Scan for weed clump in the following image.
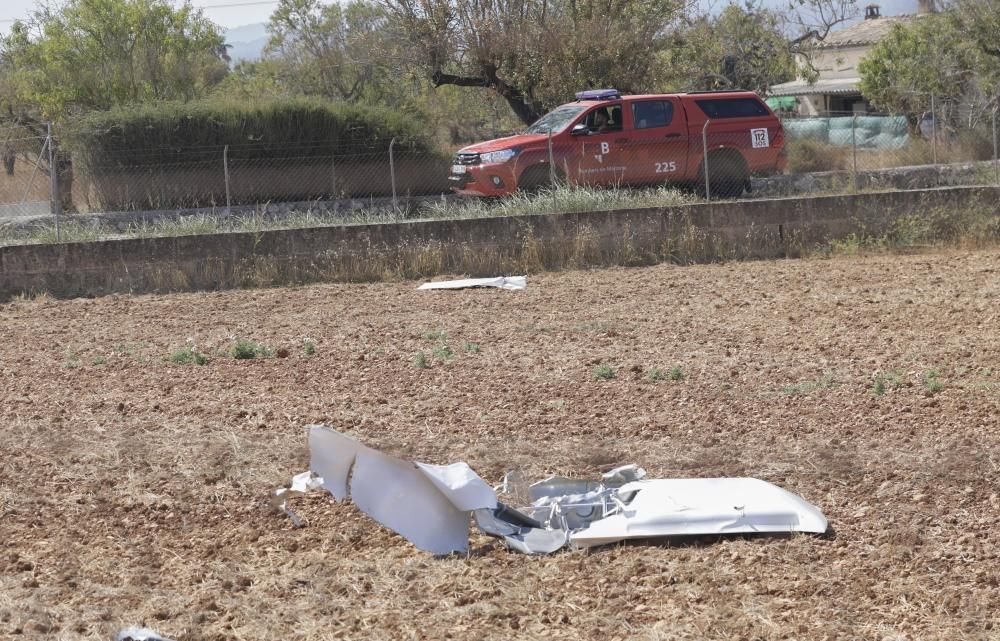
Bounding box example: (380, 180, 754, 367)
(594, 363, 616, 381)
(647, 366, 685, 381)
(231, 339, 272, 360)
(169, 345, 209, 365)
(922, 369, 944, 394)
(433, 345, 455, 361)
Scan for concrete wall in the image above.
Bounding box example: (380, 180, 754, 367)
(2, 186, 998, 300)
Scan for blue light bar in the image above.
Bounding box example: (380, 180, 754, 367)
(575, 89, 620, 101)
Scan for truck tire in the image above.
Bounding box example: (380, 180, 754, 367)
(700, 151, 749, 199)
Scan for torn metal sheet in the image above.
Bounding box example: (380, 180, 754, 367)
(417, 276, 527, 291)
(415, 462, 498, 511)
(293, 425, 496, 554)
(280, 425, 828, 556)
(351, 450, 472, 554)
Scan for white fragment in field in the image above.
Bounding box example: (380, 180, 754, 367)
(280, 425, 829, 555)
(115, 627, 177, 641)
(270, 471, 325, 527)
(417, 276, 527, 290)
(285, 425, 497, 554)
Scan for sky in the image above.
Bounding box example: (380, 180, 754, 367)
(1, 0, 918, 36)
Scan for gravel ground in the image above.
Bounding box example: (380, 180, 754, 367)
(1, 249, 998, 640)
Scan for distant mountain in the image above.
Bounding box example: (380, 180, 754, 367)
(224, 23, 269, 62)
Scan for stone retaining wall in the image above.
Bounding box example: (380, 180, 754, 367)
(2, 186, 998, 300)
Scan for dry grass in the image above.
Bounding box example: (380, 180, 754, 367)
(1, 250, 1000, 640)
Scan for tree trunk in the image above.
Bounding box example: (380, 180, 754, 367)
(431, 70, 546, 125)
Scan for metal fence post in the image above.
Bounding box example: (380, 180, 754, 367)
(47, 122, 61, 242)
(851, 114, 859, 192)
(331, 153, 337, 198)
(389, 137, 397, 211)
(930, 93, 937, 166)
(547, 130, 555, 184)
(223, 145, 232, 214)
(993, 108, 998, 186)
(702, 119, 711, 199)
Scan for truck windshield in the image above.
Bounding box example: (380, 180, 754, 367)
(525, 105, 587, 134)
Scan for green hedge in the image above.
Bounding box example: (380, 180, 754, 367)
(62, 99, 449, 210)
(65, 98, 436, 169)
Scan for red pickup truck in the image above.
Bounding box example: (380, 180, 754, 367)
(449, 89, 787, 198)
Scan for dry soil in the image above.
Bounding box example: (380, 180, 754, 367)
(1, 250, 999, 640)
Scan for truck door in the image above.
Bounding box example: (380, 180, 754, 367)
(574, 104, 628, 186)
(627, 98, 687, 184)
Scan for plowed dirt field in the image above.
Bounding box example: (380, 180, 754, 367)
(2, 250, 999, 640)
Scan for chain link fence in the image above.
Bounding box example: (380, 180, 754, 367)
(772, 104, 999, 196)
(0, 124, 58, 223)
(1, 104, 998, 246)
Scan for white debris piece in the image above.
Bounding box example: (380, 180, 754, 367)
(300, 425, 497, 554)
(270, 471, 325, 527)
(115, 627, 176, 641)
(417, 276, 527, 291)
(278, 426, 828, 555)
(568, 478, 829, 548)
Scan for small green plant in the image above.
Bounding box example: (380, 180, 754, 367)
(433, 345, 455, 361)
(922, 369, 944, 394)
(303, 339, 316, 356)
(169, 345, 209, 365)
(871, 371, 904, 396)
(782, 373, 835, 395)
(231, 339, 272, 360)
(463, 341, 481, 353)
(413, 351, 429, 369)
(647, 366, 686, 381)
(423, 329, 448, 341)
(594, 363, 616, 381)
(91, 356, 107, 366)
(62, 353, 81, 369)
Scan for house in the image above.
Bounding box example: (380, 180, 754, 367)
(769, 3, 932, 116)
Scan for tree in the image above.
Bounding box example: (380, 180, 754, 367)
(662, 2, 797, 93)
(263, 0, 411, 104)
(858, 14, 989, 123)
(0, 0, 228, 124)
(382, 0, 685, 125)
(949, 0, 1000, 64)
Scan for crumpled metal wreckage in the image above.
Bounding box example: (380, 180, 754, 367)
(274, 425, 828, 555)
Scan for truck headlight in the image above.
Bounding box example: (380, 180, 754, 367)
(480, 149, 517, 164)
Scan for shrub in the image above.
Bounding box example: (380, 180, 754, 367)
(785, 139, 851, 173)
(65, 98, 445, 209)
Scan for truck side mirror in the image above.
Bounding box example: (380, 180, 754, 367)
(570, 123, 588, 136)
